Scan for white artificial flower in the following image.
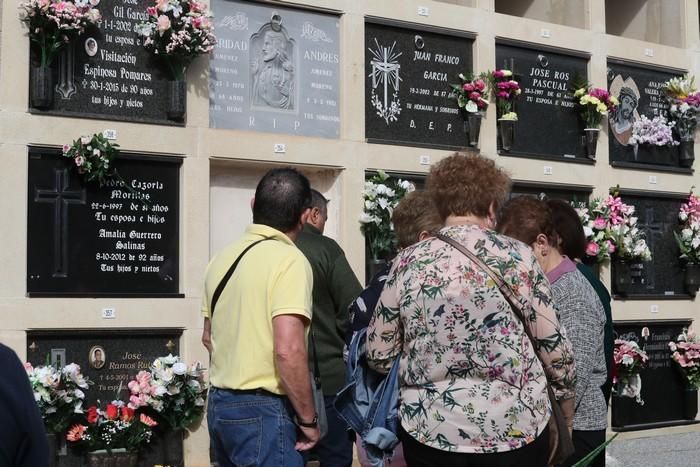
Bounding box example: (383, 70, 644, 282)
(358, 212, 374, 224)
(583, 225, 594, 237)
(153, 384, 168, 397)
(167, 384, 180, 395)
(161, 354, 178, 365)
(622, 354, 634, 365)
(376, 197, 389, 210)
(692, 236, 700, 249)
(194, 397, 205, 406)
(683, 228, 693, 240)
(172, 362, 187, 375)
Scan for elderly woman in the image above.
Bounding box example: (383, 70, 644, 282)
(498, 197, 607, 467)
(547, 199, 614, 407)
(366, 154, 576, 467)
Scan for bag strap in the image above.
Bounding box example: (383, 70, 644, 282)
(210, 237, 272, 317)
(437, 234, 587, 410)
(436, 234, 550, 375)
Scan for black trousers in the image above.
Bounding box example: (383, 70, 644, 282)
(560, 429, 606, 467)
(398, 423, 550, 467)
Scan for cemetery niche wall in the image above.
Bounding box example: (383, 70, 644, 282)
(607, 60, 687, 170)
(611, 320, 697, 430)
(495, 41, 589, 161)
(27, 147, 182, 297)
(364, 20, 474, 150)
(28, 0, 177, 124)
(612, 191, 686, 298)
(209, 0, 340, 138)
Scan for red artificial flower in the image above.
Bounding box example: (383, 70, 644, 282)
(121, 406, 135, 422)
(140, 413, 158, 427)
(87, 406, 98, 424)
(105, 403, 119, 420)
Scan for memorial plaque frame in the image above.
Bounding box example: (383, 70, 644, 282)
(495, 39, 592, 164)
(208, 0, 341, 138)
(607, 58, 692, 174)
(26, 328, 185, 467)
(27, 146, 183, 298)
(27, 0, 180, 126)
(612, 189, 688, 300)
(611, 319, 698, 431)
(364, 18, 475, 150)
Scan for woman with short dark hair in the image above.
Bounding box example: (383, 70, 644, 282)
(367, 153, 576, 467)
(498, 197, 607, 467)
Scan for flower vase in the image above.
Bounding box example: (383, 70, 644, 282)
(498, 119, 515, 152)
(162, 428, 185, 467)
(366, 258, 387, 285)
(679, 138, 695, 168)
(684, 388, 698, 420)
(31, 66, 54, 109)
(167, 80, 187, 121)
(584, 128, 599, 160)
(46, 433, 58, 467)
(86, 449, 138, 467)
(467, 113, 482, 147)
(684, 263, 700, 297)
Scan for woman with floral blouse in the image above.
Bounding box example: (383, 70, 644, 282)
(366, 153, 576, 466)
(498, 197, 608, 467)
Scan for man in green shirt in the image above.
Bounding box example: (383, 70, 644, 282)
(296, 189, 363, 467)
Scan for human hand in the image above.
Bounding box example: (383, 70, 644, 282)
(295, 425, 320, 451)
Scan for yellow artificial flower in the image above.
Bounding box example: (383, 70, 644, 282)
(609, 96, 619, 106)
(597, 103, 608, 113)
(574, 88, 586, 97)
(589, 96, 601, 105)
(503, 70, 513, 77)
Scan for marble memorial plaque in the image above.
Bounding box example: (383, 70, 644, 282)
(496, 43, 588, 159)
(607, 61, 683, 167)
(26, 329, 183, 466)
(209, 1, 340, 138)
(30, 0, 175, 124)
(27, 148, 181, 296)
(612, 321, 692, 430)
(364, 21, 473, 150)
(613, 193, 685, 297)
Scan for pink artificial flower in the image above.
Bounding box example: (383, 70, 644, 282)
(24, 362, 33, 371)
(469, 91, 481, 100)
(586, 241, 599, 257)
(463, 83, 474, 92)
(606, 240, 616, 254)
(62, 144, 70, 154)
(474, 79, 486, 91)
(156, 0, 169, 11)
(147, 6, 157, 15)
(157, 15, 171, 33)
(493, 70, 505, 79)
(74, 156, 85, 167)
(593, 217, 607, 229)
(496, 91, 509, 99)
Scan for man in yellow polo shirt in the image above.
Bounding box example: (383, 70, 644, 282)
(201, 168, 320, 467)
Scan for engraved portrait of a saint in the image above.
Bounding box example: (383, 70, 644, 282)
(250, 14, 295, 111)
(609, 75, 641, 146)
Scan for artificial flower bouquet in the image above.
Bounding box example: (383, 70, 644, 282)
(612, 339, 648, 404)
(62, 133, 119, 185)
(66, 400, 158, 451)
(135, 0, 216, 80)
(127, 354, 208, 430)
(573, 86, 618, 129)
(18, 0, 101, 67)
(628, 114, 679, 147)
(662, 75, 700, 140)
(669, 328, 700, 390)
(450, 73, 488, 113)
(575, 190, 652, 264)
(25, 362, 90, 434)
(674, 190, 700, 263)
(359, 171, 415, 261)
(487, 69, 521, 119)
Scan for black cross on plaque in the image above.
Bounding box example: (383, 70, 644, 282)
(34, 168, 85, 277)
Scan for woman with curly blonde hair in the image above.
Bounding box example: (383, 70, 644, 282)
(367, 153, 576, 466)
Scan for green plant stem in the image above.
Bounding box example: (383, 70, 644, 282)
(572, 433, 618, 467)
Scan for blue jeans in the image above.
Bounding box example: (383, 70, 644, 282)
(307, 395, 353, 467)
(208, 387, 304, 467)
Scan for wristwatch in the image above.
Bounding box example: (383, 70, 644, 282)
(295, 414, 318, 428)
